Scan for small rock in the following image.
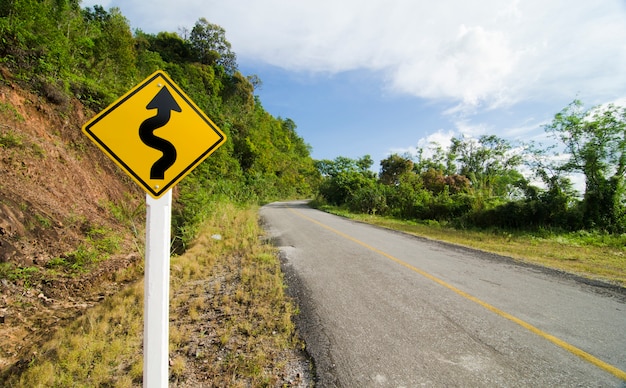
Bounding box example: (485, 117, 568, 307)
(211, 234, 222, 241)
(37, 293, 53, 304)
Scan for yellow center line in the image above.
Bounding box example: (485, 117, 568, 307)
(288, 207, 626, 381)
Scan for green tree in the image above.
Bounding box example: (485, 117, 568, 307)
(449, 135, 524, 198)
(545, 100, 626, 232)
(1, 0, 83, 86)
(82, 6, 136, 90)
(414, 143, 456, 175)
(316, 155, 374, 178)
(189, 18, 237, 74)
(142, 31, 193, 63)
(379, 154, 414, 185)
(315, 156, 377, 206)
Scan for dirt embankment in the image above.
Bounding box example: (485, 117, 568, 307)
(0, 67, 145, 373)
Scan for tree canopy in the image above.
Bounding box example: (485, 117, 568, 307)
(0, 0, 320, 248)
(545, 100, 626, 232)
(314, 103, 626, 233)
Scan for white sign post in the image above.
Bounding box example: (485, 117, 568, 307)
(81, 71, 226, 386)
(143, 190, 172, 388)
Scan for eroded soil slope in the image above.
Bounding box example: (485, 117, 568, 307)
(0, 67, 145, 373)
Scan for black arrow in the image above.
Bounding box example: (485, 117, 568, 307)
(139, 86, 181, 180)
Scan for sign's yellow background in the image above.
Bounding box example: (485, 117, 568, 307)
(82, 71, 226, 198)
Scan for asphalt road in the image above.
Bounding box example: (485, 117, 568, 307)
(260, 201, 626, 387)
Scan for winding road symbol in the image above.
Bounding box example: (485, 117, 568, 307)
(139, 86, 181, 179)
(82, 70, 226, 199)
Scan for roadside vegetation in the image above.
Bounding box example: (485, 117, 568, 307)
(312, 101, 625, 288)
(315, 204, 626, 287)
(3, 202, 307, 387)
(0, 0, 320, 250)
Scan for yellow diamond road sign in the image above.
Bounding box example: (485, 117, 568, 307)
(82, 70, 226, 199)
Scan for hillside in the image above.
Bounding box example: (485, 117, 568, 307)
(0, 2, 320, 377)
(0, 66, 146, 373)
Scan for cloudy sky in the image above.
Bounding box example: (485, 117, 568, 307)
(82, 0, 626, 169)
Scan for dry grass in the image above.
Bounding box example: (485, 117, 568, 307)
(328, 209, 626, 288)
(5, 282, 144, 387)
(4, 202, 308, 387)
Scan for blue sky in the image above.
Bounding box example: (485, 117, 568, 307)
(82, 0, 626, 173)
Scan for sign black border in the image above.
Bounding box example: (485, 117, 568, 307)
(83, 71, 226, 198)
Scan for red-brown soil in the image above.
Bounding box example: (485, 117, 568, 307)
(0, 67, 145, 374)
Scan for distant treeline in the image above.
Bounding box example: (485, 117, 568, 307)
(315, 100, 626, 234)
(0, 0, 320, 249)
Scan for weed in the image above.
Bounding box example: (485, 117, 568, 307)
(0, 264, 39, 287)
(0, 102, 25, 122)
(0, 262, 14, 279)
(170, 325, 186, 352)
(170, 356, 186, 379)
(4, 280, 145, 386)
(87, 226, 121, 254)
(48, 226, 121, 272)
(108, 193, 144, 229)
(34, 213, 52, 228)
(30, 143, 45, 158)
(0, 130, 24, 148)
(64, 211, 86, 227)
(107, 193, 144, 252)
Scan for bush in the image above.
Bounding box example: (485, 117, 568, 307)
(319, 171, 376, 206)
(348, 184, 388, 215)
(430, 191, 474, 221)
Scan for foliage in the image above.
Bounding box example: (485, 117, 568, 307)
(0, 129, 24, 148)
(379, 153, 413, 185)
(315, 155, 376, 206)
(0, 263, 38, 288)
(0, 1, 319, 248)
(315, 104, 625, 234)
(189, 18, 237, 74)
(545, 100, 626, 232)
(448, 134, 524, 198)
(48, 226, 121, 272)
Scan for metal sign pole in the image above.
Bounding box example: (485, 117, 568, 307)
(143, 190, 172, 387)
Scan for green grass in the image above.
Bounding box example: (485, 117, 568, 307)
(0, 264, 39, 288)
(47, 226, 122, 272)
(319, 205, 626, 287)
(0, 130, 24, 148)
(6, 283, 145, 387)
(0, 101, 25, 122)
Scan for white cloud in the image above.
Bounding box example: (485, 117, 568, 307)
(418, 130, 456, 149)
(211, 0, 626, 110)
(391, 24, 519, 109)
(453, 120, 491, 138)
(83, 0, 626, 113)
(388, 129, 455, 161)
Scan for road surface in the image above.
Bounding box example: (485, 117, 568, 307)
(260, 201, 626, 387)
